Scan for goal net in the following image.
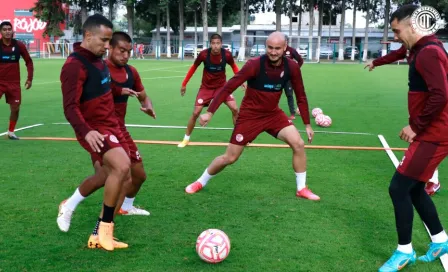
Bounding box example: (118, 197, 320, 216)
(42, 42, 75, 58)
(239, 35, 323, 63)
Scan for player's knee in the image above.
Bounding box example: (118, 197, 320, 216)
(291, 138, 305, 152)
(192, 111, 201, 119)
(224, 153, 239, 165)
(11, 105, 20, 112)
(230, 107, 238, 116)
(134, 170, 147, 185)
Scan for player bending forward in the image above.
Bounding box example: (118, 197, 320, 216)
(58, 32, 155, 241)
(365, 41, 441, 197)
(184, 32, 320, 201)
(178, 33, 245, 148)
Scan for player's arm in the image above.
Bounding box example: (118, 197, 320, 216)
(227, 52, 246, 90)
(18, 42, 34, 89)
(291, 48, 304, 68)
(207, 59, 257, 115)
(410, 47, 448, 134)
(180, 53, 204, 95)
(368, 45, 407, 69)
(290, 61, 311, 126)
(60, 62, 94, 139)
(133, 68, 156, 119)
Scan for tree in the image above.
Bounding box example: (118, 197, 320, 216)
(31, 0, 66, 38)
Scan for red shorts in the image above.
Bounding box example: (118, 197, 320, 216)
(397, 140, 448, 182)
(195, 88, 235, 107)
(230, 110, 294, 145)
(122, 129, 143, 164)
(77, 127, 130, 166)
(0, 82, 21, 105)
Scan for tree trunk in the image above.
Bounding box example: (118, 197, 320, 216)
(108, 0, 114, 22)
(126, 3, 134, 39)
(382, 0, 390, 56)
(237, 0, 246, 61)
(194, 9, 198, 59)
(363, 0, 370, 61)
(275, 0, 282, 31)
(202, 0, 208, 48)
(217, 5, 223, 35)
(316, 0, 323, 61)
(308, 0, 314, 60)
(166, 3, 171, 58)
(81, 5, 88, 24)
(298, 0, 302, 47)
(156, 4, 161, 59)
(351, 0, 357, 60)
(338, 0, 346, 60)
(289, 0, 293, 44)
(178, 0, 185, 58)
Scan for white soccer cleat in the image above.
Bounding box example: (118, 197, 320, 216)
(57, 200, 74, 232)
(119, 206, 150, 216)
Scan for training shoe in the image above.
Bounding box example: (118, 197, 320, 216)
(185, 181, 203, 194)
(289, 114, 296, 120)
(57, 200, 73, 232)
(418, 241, 448, 263)
(296, 187, 320, 201)
(7, 132, 19, 140)
(98, 222, 115, 251)
(178, 139, 190, 148)
(425, 182, 441, 196)
(87, 234, 128, 249)
(119, 206, 150, 216)
(379, 250, 416, 272)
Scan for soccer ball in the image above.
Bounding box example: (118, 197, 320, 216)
(312, 108, 323, 118)
(316, 115, 332, 127)
(196, 229, 231, 263)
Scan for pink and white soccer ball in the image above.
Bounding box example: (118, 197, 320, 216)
(312, 108, 323, 118)
(196, 229, 231, 263)
(316, 115, 332, 127)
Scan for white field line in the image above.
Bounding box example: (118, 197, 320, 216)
(141, 76, 186, 80)
(52, 122, 374, 135)
(140, 65, 191, 72)
(0, 123, 44, 136)
(378, 134, 448, 271)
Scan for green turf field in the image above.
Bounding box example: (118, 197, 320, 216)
(0, 59, 446, 271)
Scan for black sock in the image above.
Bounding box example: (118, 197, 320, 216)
(92, 217, 101, 235)
(102, 204, 115, 223)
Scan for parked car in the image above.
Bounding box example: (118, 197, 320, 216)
(183, 44, 195, 56)
(319, 45, 334, 59)
(297, 44, 308, 58)
(196, 44, 204, 55)
(222, 44, 232, 52)
(250, 44, 266, 56)
(344, 46, 359, 59)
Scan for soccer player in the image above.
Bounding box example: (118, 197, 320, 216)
(59, 14, 130, 251)
(283, 36, 304, 120)
(378, 5, 448, 271)
(57, 31, 154, 234)
(178, 33, 244, 148)
(364, 43, 442, 196)
(0, 21, 33, 140)
(184, 32, 320, 201)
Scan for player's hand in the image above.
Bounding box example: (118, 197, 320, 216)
(364, 62, 375, 71)
(25, 80, 32, 90)
(199, 112, 213, 127)
(181, 86, 186, 96)
(85, 131, 108, 153)
(140, 105, 156, 119)
(241, 83, 247, 91)
(121, 88, 139, 97)
(305, 124, 314, 144)
(399, 125, 416, 143)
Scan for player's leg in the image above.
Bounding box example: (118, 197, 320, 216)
(275, 123, 320, 201)
(224, 95, 238, 125)
(185, 143, 245, 194)
(119, 162, 150, 215)
(6, 85, 21, 139)
(178, 105, 204, 147)
(57, 160, 107, 232)
(97, 146, 131, 251)
(284, 81, 296, 120)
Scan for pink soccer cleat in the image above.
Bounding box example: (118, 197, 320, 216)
(185, 181, 203, 194)
(296, 187, 320, 201)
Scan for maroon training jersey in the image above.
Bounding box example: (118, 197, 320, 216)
(60, 42, 118, 139)
(284, 45, 304, 68)
(194, 49, 235, 89)
(407, 35, 448, 142)
(0, 39, 33, 83)
(208, 56, 311, 124)
(372, 45, 407, 66)
(107, 60, 145, 129)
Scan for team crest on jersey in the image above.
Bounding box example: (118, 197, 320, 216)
(198, 98, 203, 104)
(236, 134, 244, 142)
(109, 135, 119, 143)
(286, 51, 290, 55)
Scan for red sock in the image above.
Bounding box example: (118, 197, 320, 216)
(8, 121, 16, 133)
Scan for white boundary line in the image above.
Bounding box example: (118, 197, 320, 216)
(141, 76, 186, 80)
(378, 134, 448, 271)
(0, 123, 44, 136)
(139, 65, 191, 72)
(52, 122, 374, 136)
